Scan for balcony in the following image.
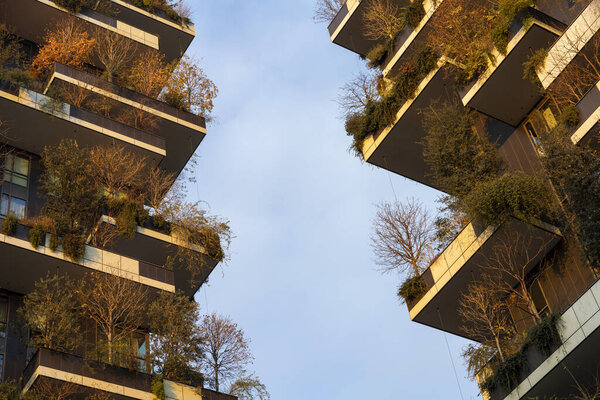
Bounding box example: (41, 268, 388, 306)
(380, 0, 443, 77)
(0, 218, 175, 295)
(327, 0, 411, 57)
(477, 277, 600, 400)
(23, 348, 153, 400)
(407, 217, 562, 339)
(459, 9, 564, 126)
(0, 82, 165, 165)
(360, 60, 456, 189)
(165, 381, 237, 400)
(99, 215, 220, 297)
(45, 63, 206, 177)
(569, 79, 600, 149)
(537, 0, 600, 89)
(535, 0, 591, 25)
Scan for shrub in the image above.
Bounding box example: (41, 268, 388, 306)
(63, 233, 85, 262)
(463, 173, 553, 226)
(367, 43, 390, 69)
(560, 104, 580, 127)
(28, 225, 45, 249)
(194, 226, 224, 261)
(405, 0, 425, 28)
(49, 234, 60, 252)
(152, 214, 172, 234)
(523, 48, 547, 85)
(4, 68, 33, 89)
(116, 201, 139, 239)
(2, 215, 18, 236)
(491, 0, 534, 55)
(481, 351, 527, 394)
(397, 275, 427, 303)
(151, 375, 165, 400)
(525, 314, 561, 356)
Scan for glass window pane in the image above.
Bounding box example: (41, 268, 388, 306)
(0, 195, 8, 216)
(9, 197, 26, 219)
(0, 297, 7, 323)
(13, 156, 29, 176)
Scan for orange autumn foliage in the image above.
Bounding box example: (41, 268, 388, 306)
(31, 18, 95, 79)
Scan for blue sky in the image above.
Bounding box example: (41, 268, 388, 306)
(186, 1, 481, 399)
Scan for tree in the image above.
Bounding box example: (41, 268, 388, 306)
(0, 24, 23, 78)
(337, 71, 380, 118)
(30, 379, 82, 400)
(459, 277, 514, 363)
(31, 18, 95, 78)
(313, 0, 344, 23)
(162, 56, 218, 120)
(143, 167, 176, 217)
(93, 28, 136, 83)
(148, 291, 203, 383)
(0, 381, 37, 400)
(199, 314, 253, 392)
(362, 0, 405, 41)
(127, 49, 170, 98)
(76, 272, 149, 365)
(229, 375, 270, 400)
(371, 199, 435, 277)
(88, 145, 147, 200)
(40, 140, 101, 236)
(19, 274, 80, 352)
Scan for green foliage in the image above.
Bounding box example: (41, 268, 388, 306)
(462, 344, 497, 380)
(49, 234, 60, 252)
(346, 47, 438, 157)
(491, 0, 534, 54)
(405, 0, 425, 29)
(525, 314, 560, 356)
(1, 215, 17, 236)
(193, 226, 225, 261)
(63, 233, 85, 262)
(0, 380, 37, 400)
(152, 214, 172, 234)
(4, 68, 33, 89)
(397, 275, 427, 304)
(560, 104, 580, 127)
(481, 351, 526, 394)
(151, 375, 165, 400)
(116, 201, 140, 239)
(523, 48, 547, 85)
(124, 0, 190, 25)
(229, 375, 271, 400)
(463, 173, 553, 226)
(422, 102, 503, 199)
(454, 51, 491, 88)
(366, 43, 390, 69)
(162, 89, 190, 111)
(28, 225, 45, 249)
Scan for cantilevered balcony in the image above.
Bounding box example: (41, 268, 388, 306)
(45, 63, 206, 177)
(22, 348, 234, 400)
(460, 9, 564, 126)
(571, 79, 600, 148)
(99, 216, 221, 297)
(407, 218, 562, 339)
(328, 0, 410, 57)
(537, 0, 600, 89)
(0, 82, 165, 165)
(361, 61, 456, 189)
(535, 0, 591, 26)
(0, 218, 175, 295)
(477, 277, 600, 400)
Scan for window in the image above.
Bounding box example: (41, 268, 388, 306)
(539, 101, 559, 131)
(525, 122, 544, 155)
(0, 194, 26, 219)
(529, 280, 550, 317)
(3, 154, 29, 188)
(0, 297, 8, 380)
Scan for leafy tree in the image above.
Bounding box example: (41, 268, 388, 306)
(31, 18, 95, 79)
(162, 56, 218, 120)
(229, 375, 270, 400)
(127, 50, 170, 98)
(19, 274, 80, 352)
(40, 140, 101, 237)
(148, 291, 203, 383)
(199, 314, 253, 392)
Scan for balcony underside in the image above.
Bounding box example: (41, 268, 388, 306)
(409, 218, 562, 339)
(0, 86, 164, 165)
(362, 63, 456, 190)
(102, 219, 219, 297)
(328, 0, 410, 57)
(572, 80, 600, 149)
(46, 64, 205, 177)
(461, 19, 563, 126)
(110, 0, 195, 63)
(535, 0, 591, 25)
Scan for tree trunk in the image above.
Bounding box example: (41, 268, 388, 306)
(214, 365, 219, 392)
(494, 335, 505, 362)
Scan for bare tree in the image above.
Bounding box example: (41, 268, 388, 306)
(31, 379, 82, 400)
(362, 0, 405, 41)
(93, 28, 136, 83)
(337, 71, 379, 117)
(482, 230, 552, 325)
(88, 145, 147, 199)
(199, 314, 253, 392)
(76, 272, 148, 365)
(371, 198, 435, 277)
(459, 277, 514, 363)
(313, 0, 345, 23)
(143, 167, 177, 216)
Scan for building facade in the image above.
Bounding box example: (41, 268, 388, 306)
(327, 1, 600, 399)
(0, 0, 235, 399)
